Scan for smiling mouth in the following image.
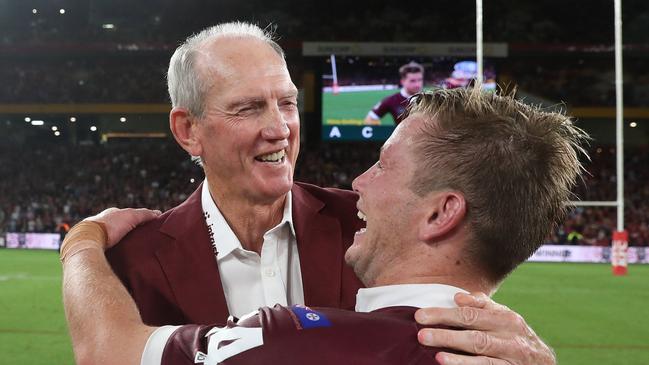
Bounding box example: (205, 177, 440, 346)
(355, 210, 367, 235)
(357, 210, 367, 221)
(255, 149, 286, 164)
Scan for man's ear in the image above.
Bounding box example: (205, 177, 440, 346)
(169, 107, 203, 157)
(418, 191, 466, 243)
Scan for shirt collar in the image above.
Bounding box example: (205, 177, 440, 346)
(400, 88, 413, 98)
(201, 180, 295, 260)
(355, 284, 469, 313)
(278, 188, 296, 237)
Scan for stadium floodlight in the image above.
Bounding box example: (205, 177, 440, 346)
(102, 24, 115, 29)
(31, 120, 44, 126)
(54, 131, 61, 136)
(90, 126, 97, 131)
(51, 126, 58, 131)
(120, 117, 127, 122)
(24, 117, 31, 122)
(59, 9, 66, 14)
(70, 117, 77, 122)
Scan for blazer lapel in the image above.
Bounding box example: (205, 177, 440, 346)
(292, 184, 344, 309)
(156, 183, 230, 323)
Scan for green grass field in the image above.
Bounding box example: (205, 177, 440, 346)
(1, 249, 648, 364)
(322, 89, 396, 125)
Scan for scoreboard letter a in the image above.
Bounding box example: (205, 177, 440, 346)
(329, 126, 342, 138)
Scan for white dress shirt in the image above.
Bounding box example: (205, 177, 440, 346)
(201, 180, 305, 319)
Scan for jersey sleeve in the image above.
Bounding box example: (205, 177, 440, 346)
(141, 326, 182, 365)
(145, 312, 264, 365)
(144, 305, 441, 365)
(370, 97, 390, 119)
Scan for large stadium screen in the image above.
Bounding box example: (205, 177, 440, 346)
(321, 56, 497, 141)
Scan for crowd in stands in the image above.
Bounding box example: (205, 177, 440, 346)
(2, 1, 648, 249)
(549, 146, 649, 246)
(0, 139, 647, 246)
(2, 1, 648, 45)
(2, 0, 649, 107)
(502, 57, 649, 107)
(0, 59, 168, 103)
(3, 56, 648, 108)
(0, 140, 201, 235)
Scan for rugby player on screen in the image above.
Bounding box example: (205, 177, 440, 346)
(62, 87, 584, 365)
(364, 61, 424, 125)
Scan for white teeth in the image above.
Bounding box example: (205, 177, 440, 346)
(258, 149, 286, 162)
(357, 211, 367, 221)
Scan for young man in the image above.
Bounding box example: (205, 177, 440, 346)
(63, 87, 584, 365)
(364, 61, 424, 125)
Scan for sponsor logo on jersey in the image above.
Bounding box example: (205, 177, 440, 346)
(289, 305, 332, 329)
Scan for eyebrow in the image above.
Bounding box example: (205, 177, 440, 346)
(226, 89, 298, 110)
(282, 90, 299, 99)
(226, 98, 265, 111)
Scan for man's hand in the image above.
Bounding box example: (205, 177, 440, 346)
(415, 292, 555, 365)
(85, 207, 161, 249)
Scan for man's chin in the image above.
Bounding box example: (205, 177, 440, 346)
(250, 175, 293, 201)
(343, 246, 356, 267)
(345, 249, 371, 287)
(344, 244, 364, 271)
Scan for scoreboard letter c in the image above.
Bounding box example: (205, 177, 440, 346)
(361, 126, 373, 139)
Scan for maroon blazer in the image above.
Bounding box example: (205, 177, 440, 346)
(106, 182, 365, 326)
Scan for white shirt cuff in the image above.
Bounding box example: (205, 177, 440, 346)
(367, 111, 380, 120)
(140, 325, 181, 365)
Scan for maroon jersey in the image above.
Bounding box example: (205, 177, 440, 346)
(156, 305, 443, 365)
(370, 91, 409, 124)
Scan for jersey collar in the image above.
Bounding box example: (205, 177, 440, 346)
(355, 284, 469, 312)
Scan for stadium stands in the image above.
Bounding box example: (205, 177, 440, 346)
(1, 1, 648, 44)
(2, 57, 648, 106)
(1, 0, 647, 246)
(0, 139, 647, 246)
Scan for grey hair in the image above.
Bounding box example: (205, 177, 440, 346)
(167, 21, 285, 119)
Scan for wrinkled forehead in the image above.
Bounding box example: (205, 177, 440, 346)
(196, 36, 289, 82)
(195, 36, 295, 98)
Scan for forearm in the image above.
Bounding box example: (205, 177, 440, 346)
(364, 113, 380, 124)
(62, 244, 155, 365)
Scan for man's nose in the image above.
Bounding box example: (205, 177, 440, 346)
(261, 105, 290, 140)
(352, 171, 367, 193)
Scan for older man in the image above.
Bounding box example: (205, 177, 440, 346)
(99, 22, 554, 364)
